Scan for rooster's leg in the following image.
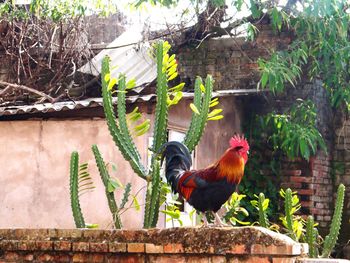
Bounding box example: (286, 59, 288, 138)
(202, 213, 209, 227)
(213, 212, 228, 227)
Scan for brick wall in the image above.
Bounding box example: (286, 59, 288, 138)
(176, 24, 338, 232)
(177, 23, 292, 91)
(0, 227, 308, 262)
(333, 110, 350, 242)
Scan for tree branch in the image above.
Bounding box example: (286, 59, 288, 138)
(0, 81, 55, 103)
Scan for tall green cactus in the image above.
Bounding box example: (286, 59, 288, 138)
(284, 188, 296, 240)
(70, 152, 85, 228)
(92, 144, 122, 229)
(257, 193, 269, 228)
(305, 215, 318, 258)
(321, 184, 345, 258)
(183, 76, 213, 152)
(69, 151, 95, 228)
(101, 57, 147, 180)
(101, 41, 218, 228)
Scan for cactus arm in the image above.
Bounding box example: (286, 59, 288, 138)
(306, 215, 317, 258)
(117, 75, 143, 163)
(284, 188, 297, 240)
(258, 193, 269, 228)
(321, 184, 345, 258)
(151, 41, 169, 153)
(101, 57, 147, 180)
(149, 161, 161, 227)
(69, 151, 85, 228)
(143, 41, 169, 228)
(91, 144, 122, 229)
(120, 183, 132, 210)
(183, 77, 203, 152)
(183, 75, 213, 152)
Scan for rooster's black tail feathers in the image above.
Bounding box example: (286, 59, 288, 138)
(158, 141, 192, 193)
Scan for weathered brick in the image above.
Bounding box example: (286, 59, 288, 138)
(145, 243, 163, 254)
(54, 241, 72, 251)
(187, 256, 209, 263)
(209, 255, 227, 263)
(37, 253, 54, 262)
(72, 253, 90, 262)
(109, 242, 127, 253)
(35, 241, 53, 251)
(90, 253, 105, 263)
(72, 242, 89, 252)
(251, 244, 302, 255)
(228, 256, 270, 263)
(0, 241, 18, 251)
(109, 255, 146, 263)
(227, 245, 249, 254)
(90, 242, 108, 252)
(23, 253, 34, 261)
(163, 243, 184, 253)
(290, 176, 312, 183)
(148, 255, 186, 263)
(4, 252, 19, 261)
(298, 189, 314, 196)
(18, 241, 37, 251)
(127, 243, 145, 253)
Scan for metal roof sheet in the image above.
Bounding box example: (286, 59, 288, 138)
(0, 89, 261, 117)
(78, 27, 156, 87)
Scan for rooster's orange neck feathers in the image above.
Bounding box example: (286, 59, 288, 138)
(216, 149, 245, 184)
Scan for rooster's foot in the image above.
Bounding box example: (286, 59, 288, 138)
(213, 212, 229, 227)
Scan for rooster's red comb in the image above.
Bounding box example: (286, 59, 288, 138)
(229, 134, 249, 152)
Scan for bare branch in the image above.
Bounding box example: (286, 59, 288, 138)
(0, 81, 55, 102)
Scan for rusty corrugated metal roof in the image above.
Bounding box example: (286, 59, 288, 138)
(78, 27, 156, 88)
(0, 89, 261, 117)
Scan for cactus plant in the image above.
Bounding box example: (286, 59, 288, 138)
(283, 188, 296, 240)
(92, 144, 122, 229)
(251, 193, 269, 228)
(321, 184, 345, 258)
(101, 41, 219, 228)
(69, 151, 95, 228)
(305, 215, 318, 258)
(280, 188, 304, 241)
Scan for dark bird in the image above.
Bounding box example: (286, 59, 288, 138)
(159, 135, 249, 226)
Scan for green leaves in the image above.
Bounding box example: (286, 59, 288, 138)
(223, 193, 250, 226)
(262, 100, 326, 161)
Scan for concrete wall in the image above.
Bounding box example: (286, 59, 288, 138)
(0, 97, 241, 229)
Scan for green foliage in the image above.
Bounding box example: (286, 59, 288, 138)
(258, 43, 308, 94)
(160, 185, 184, 227)
(0, 0, 115, 20)
(262, 100, 326, 161)
(251, 193, 269, 228)
(223, 193, 250, 226)
(69, 151, 95, 228)
(321, 184, 345, 258)
(256, 0, 350, 111)
(91, 144, 122, 229)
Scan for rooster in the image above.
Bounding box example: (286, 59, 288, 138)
(159, 135, 249, 226)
